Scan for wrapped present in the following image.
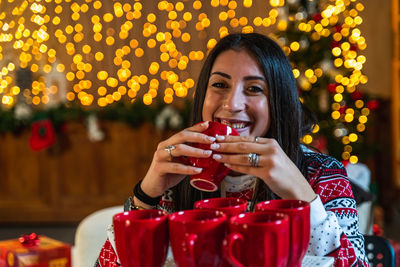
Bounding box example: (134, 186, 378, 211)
(0, 234, 71, 267)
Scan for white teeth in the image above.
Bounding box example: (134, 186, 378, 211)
(231, 123, 246, 129)
(220, 119, 247, 129)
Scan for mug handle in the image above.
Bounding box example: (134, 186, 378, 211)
(185, 233, 198, 267)
(223, 233, 245, 267)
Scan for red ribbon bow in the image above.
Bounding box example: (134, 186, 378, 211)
(18, 233, 40, 247)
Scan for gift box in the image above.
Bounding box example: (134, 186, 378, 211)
(0, 235, 71, 267)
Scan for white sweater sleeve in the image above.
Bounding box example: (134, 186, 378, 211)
(306, 195, 368, 265)
(307, 195, 342, 255)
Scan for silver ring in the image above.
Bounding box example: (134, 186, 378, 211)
(254, 136, 259, 143)
(248, 153, 259, 167)
(165, 145, 176, 160)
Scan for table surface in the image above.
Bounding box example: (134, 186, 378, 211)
(163, 248, 335, 267)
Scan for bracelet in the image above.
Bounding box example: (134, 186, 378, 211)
(133, 180, 162, 206)
(127, 196, 147, 210)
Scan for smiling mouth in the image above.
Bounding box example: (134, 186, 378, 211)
(217, 119, 250, 129)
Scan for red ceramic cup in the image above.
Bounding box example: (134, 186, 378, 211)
(223, 212, 290, 267)
(113, 210, 169, 267)
(189, 121, 239, 192)
(169, 209, 227, 267)
(255, 199, 311, 267)
(194, 197, 248, 218)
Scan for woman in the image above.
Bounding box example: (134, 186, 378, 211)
(97, 33, 368, 266)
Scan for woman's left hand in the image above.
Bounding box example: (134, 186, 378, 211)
(211, 135, 316, 202)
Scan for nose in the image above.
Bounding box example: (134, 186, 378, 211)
(222, 86, 246, 113)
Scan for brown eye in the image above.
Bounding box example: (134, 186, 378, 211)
(212, 82, 226, 88)
(247, 86, 264, 93)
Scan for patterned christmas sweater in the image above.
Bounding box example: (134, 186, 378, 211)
(96, 150, 369, 267)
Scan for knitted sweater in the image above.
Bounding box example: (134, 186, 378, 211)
(96, 150, 369, 267)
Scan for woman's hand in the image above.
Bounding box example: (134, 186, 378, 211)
(211, 135, 316, 202)
(139, 121, 216, 200)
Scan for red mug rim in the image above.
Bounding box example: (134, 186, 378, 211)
(255, 199, 310, 212)
(190, 178, 218, 192)
(113, 210, 168, 223)
(230, 211, 289, 226)
(169, 209, 227, 223)
(194, 197, 248, 209)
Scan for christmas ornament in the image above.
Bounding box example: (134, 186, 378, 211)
(86, 113, 105, 142)
(367, 100, 380, 110)
(155, 106, 183, 130)
(14, 103, 32, 120)
(29, 119, 56, 151)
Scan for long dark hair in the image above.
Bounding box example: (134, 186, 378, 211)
(173, 33, 315, 210)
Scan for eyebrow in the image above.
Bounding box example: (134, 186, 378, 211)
(210, 71, 266, 82)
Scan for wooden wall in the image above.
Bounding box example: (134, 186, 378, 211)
(0, 122, 171, 223)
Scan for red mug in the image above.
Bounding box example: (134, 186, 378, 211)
(113, 210, 169, 267)
(189, 121, 239, 192)
(194, 197, 248, 218)
(169, 209, 227, 267)
(255, 199, 311, 267)
(223, 212, 290, 267)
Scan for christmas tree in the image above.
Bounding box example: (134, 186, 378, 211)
(274, 0, 377, 163)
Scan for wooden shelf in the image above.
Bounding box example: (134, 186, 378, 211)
(392, 0, 400, 189)
(0, 122, 172, 223)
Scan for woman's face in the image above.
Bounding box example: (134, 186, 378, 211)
(202, 49, 270, 137)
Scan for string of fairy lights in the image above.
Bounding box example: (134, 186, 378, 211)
(291, 1, 368, 164)
(0, 0, 279, 107)
(0, 0, 368, 163)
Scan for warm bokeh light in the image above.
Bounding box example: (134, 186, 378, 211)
(0, 0, 288, 110)
(0, 0, 369, 162)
